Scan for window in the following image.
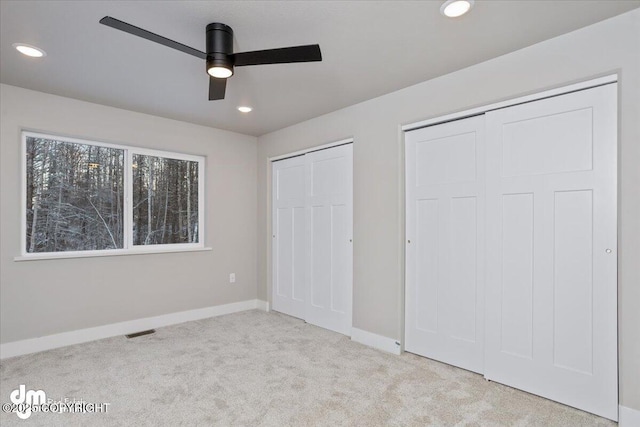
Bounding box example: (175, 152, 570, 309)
(22, 131, 205, 258)
(132, 154, 199, 245)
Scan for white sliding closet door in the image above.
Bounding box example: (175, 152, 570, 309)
(405, 115, 485, 374)
(271, 144, 353, 336)
(305, 144, 353, 336)
(484, 84, 617, 420)
(272, 155, 306, 319)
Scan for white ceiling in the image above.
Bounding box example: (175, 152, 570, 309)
(1, 1, 639, 136)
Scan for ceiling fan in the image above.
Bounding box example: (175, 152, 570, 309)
(99, 16, 322, 100)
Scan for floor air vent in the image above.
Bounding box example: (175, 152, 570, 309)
(126, 329, 155, 339)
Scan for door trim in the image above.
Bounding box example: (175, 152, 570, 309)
(269, 138, 354, 162)
(401, 74, 617, 132)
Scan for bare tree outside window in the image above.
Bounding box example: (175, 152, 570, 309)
(132, 154, 199, 245)
(25, 136, 124, 252)
(23, 132, 205, 257)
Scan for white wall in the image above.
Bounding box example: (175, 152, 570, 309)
(257, 10, 640, 410)
(0, 84, 258, 344)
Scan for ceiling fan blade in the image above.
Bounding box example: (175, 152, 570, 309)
(100, 16, 207, 60)
(209, 77, 227, 100)
(233, 44, 321, 67)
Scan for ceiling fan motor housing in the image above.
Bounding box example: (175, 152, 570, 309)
(206, 23, 234, 75)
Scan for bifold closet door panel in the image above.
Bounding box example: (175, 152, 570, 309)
(405, 115, 485, 374)
(271, 155, 307, 319)
(305, 144, 353, 336)
(484, 84, 617, 420)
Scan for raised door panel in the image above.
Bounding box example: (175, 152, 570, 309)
(405, 115, 485, 374)
(484, 84, 617, 420)
(500, 193, 534, 359)
(272, 156, 306, 319)
(305, 144, 353, 336)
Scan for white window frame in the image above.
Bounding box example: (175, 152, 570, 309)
(17, 131, 208, 261)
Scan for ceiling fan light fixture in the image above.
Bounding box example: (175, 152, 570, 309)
(206, 52, 234, 79)
(207, 66, 233, 78)
(13, 43, 46, 57)
(440, 0, 474, 18)
(99, 16, 322, 101)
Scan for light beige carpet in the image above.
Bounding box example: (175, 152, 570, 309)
(0, 310, 615, 426)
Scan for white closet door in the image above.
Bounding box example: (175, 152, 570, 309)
(305, 144, 353, 336)
(272, 155, 307, 319)
(485, 84, 617, 420)
(405, 115, 485, 374)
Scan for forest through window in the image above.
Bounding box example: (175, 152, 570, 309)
(132, 154, 199, 245)
(24, 132, 204, 255)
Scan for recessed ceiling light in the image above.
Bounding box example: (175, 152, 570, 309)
(440, 0, 474, 18)
(13, 43, 46, 58)
(238, 106, 252, 113)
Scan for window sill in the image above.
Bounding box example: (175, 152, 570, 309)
(14, 246, 212, 262)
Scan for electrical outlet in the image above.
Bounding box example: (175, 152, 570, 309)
(229, 273, 236, 283)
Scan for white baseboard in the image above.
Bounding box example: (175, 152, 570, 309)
(0, 299, 268, 359)
(620, 405, 640, 426)
(351, 327, 401, 355)
(256, 300, 270, 312)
